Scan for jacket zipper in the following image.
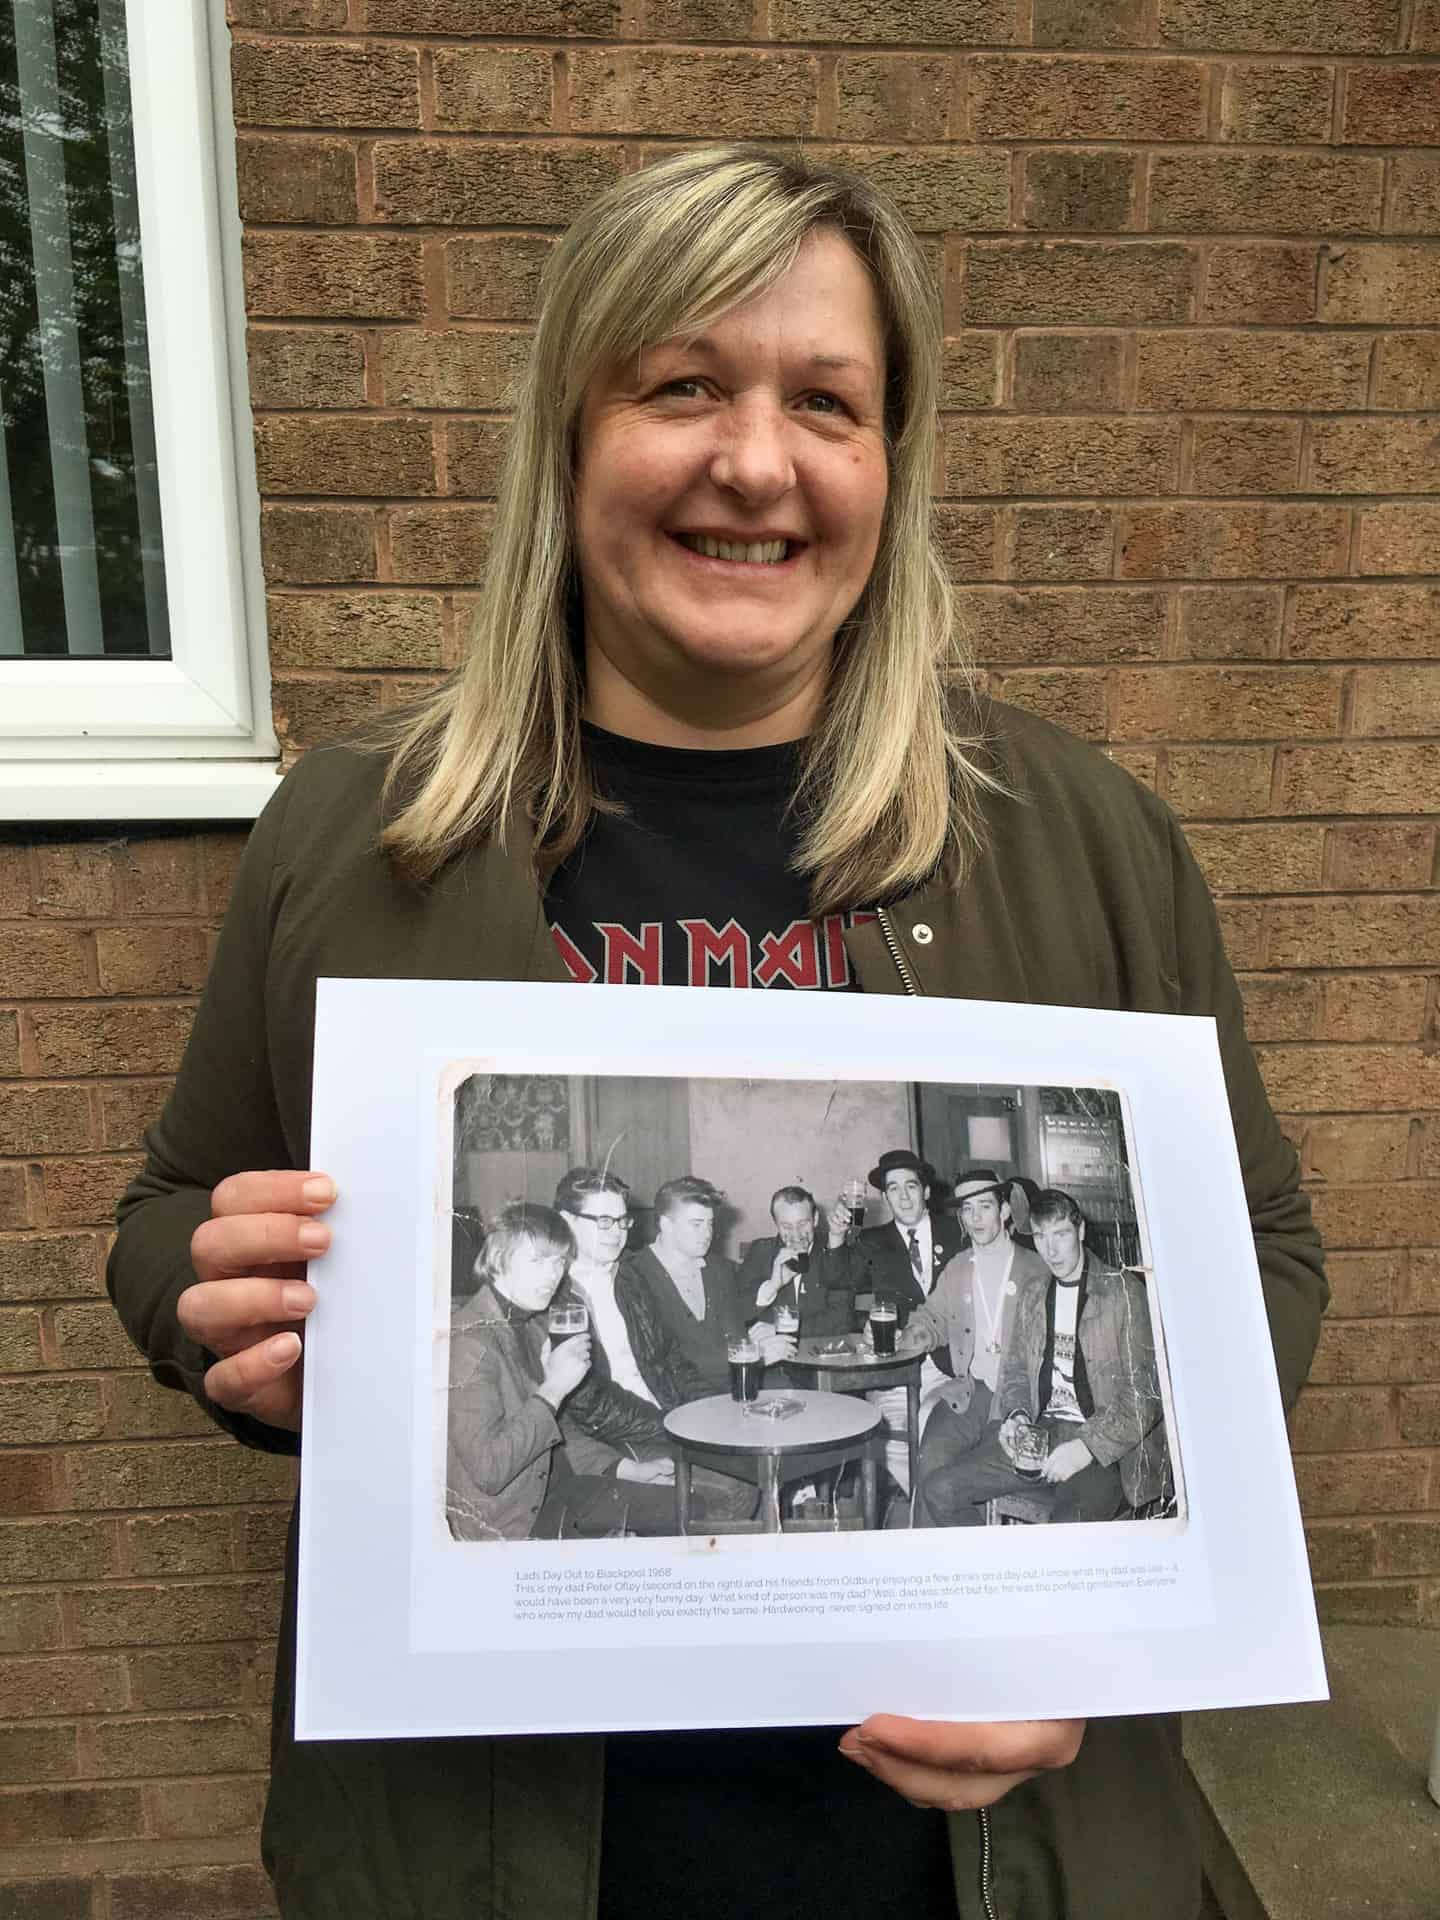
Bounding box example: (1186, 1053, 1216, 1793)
(875, 902, 1002, 1920)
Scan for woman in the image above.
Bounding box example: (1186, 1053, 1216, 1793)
(109, 145, 1325, 1919)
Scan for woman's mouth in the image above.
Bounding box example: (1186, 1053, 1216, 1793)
(671, 533, 796, 565)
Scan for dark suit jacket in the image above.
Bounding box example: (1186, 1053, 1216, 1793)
(843, 1211, 965, 1327)
(735, 1234, 856, 1338)
(615, 1246, 743, 1402)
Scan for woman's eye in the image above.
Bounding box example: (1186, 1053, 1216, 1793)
(657, 377, 705, 399)
(802, 391, 847, 416)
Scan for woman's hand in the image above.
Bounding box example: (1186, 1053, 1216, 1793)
(178, 1170, 336, 1432)
(838, 1715, 1085, 1812)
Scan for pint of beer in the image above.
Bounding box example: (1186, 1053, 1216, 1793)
(547, 1302, 589, 1345)
(868, 1301, 898, 1356)
(727, 1336, 763, 1403)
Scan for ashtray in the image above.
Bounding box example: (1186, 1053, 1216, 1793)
(815, 1339, 856, 1356)
(744, 1394, 804, 1421)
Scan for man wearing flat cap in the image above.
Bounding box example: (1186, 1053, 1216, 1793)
(898, 1168, 1050, 1523)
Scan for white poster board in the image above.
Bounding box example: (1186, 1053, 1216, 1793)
(298, 980, 1325, 1740)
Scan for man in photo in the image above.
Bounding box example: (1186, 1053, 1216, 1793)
(845, 1149, 963, 1326)
(738, 1184, 856, 1339)
(919, 1188, 1168, 1527)
(447, 1202, 675, 1541)
(899, 1167, 1051, 1523)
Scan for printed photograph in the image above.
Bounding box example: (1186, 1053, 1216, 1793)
(440, 1071, 1182, 1545)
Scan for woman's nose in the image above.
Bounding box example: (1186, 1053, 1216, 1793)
(709, 396, 795, 502)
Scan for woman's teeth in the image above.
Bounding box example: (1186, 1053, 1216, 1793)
(677, 535, 790, 564)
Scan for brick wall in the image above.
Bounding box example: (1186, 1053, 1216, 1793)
(2, 0, 1436, 1907)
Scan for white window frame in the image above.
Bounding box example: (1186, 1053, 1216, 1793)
(0, 0, 279, 822)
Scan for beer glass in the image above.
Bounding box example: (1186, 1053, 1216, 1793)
(547, 1302, 589, 1345)
(868, 1301, 898, 1356)
(727, 1336, 762, 1404)
(842, 1178, 868, 1232)
(1011, 1421, 1050, 1478)
(774, 1303, 800, 1343)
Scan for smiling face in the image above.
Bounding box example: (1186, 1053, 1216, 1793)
(772, 1196, 817, 1254)
(573, 229, 890, 742)
(883, 1170, 929, 1229)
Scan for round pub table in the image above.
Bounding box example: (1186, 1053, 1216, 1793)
(663, 1389, 882, 1534)
(786, 1335, 924, 1508)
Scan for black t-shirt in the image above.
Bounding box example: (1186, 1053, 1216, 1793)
(545, 726, 957, 1920)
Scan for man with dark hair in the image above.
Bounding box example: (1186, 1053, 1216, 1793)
(920, 1187, 1169, 1527)
(737, 1183, 855, 1339)
(845, 1149, 963, 1326)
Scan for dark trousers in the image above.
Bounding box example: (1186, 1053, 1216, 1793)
(535, 1453, 754, 1538)
(921, 1417, 1124, 1528)
(912, 1382, 993, 1527)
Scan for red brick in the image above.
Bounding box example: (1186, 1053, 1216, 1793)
(62, 1440, 295, 1513)
(262, 506, 377, 587)
(1327, 824, 1435, 891)
(1007, 507, 1113, 583)
(1156, 0, 1401, 53)
(0, 1233, 102, 1302)
(231, 0, 348, 25)
(1269, 897, 1440, 968)
(1236, 973, 1319, 1040)
(1177, 587, 1282, 659)
(273, 675, 387, 754)
(0, 1724, 81, 1785)
(1135, 331, 1369, 411)
(1220, 63, 1333, 142)
(1119, 505, 1351, 582)
(1350, 667, 1440, 739)
(115, 841, 198, 918)
(1275, 744, 1440, 815)
(0, 1785, 145, 1846)
(1184, 824, 1324, 895)
(41, 1156, 144, 1229)
(107, 1864, 277, 1920)
(102, 1375, 215, 1442)
(1311, 1181, 1440, 1248)
(1321, 975, 1430, 1044)
(571, 50, 817, 136)
(0, 1654, 128, 1717)
(240, 1506, 292, 1572)
(988, 669, 1107, 738)
(1414, 0, 1440, 47)
(128, 1644, 253, 1712)
(0, 1304, 44, 1370)
(1287, 585, 1440, 661)
(0, 1452, 58, 1518)
(1165, 746, 1275, 818)
(1, 1378, 105, 1442)
(1356, 503, 1440, 575)
(1306, 1102, 1411, 1183)
(1262, 1043, 1436, 1115)
(932, 506, 1001, 583)
(1294, 1450, 1431, 1516)
(1011, 333, 1124, 411)
(268, 591, 444, 670)
(90, 1711, 268, 1780)
(30, 844, 117, 918)
(235, 133, 358, 223)
(940, 335, 1001, 409)
(388, 506, 494, 584)
(50, 1302, 140, 1371)
(641, 0, 754, 37)
(69, 1579, 284, 1650)
(1114, 664, 1343, 739)
(1389, 156, 1440, 234)
(770, 0, 1015, 38)
(1190, 420, 1301, 495)
(367, 0, 618, 26)
(1322, 246, 1440, 324)
(1342, 65, 1440, 145)
(835, 55, 952, 143)
(245, 233, 424, 321)
(0, 1590, 63, 1652)
(957, 588, 1165, 665)
(231, 39, 420, 129)
(970, 56, 1205, 140)
(145, 1773, 267, 1841)
(1398, 1386, 1440, 1442)
(0, 927, 93, 998)
(1315, 1581, 1424, 1626)
(945, 418, 1174, 497)
(1303, 1519, 1378, 1581)
(199, 833, 249, 918)
(1203, 244, 1318, 323)
(1376, 1517, 1440, 1577)
(1393, 1318, 1440, 1383)
(1311, 418, 1440, 496)
(94, 926, 210, 997)
(253, 416, 436, 497)
(123, 1513, 236, 1578)
(1325, 1251, 1405, 1318)
(444, 419, 511, 499)
(1290, 1385, 1396, 1450)
(0, 1008, 19, 1077)
(1149, 153, 1383, 234)
(0, 1517, 117, 1583)
(379, 331, 530, 412)
(0, 1086, 93, 1156)
(446, 235, 555, 322)
(372, 140, 624, 226)
(817, 147, 1010, 233)
(246, 327, 367, 410)
(1021, 150, 1137, 232)
(960, 241, 1196, 324)
(1032, 0, 1146, 43)
(434, 46, 553, 132)
(1373, 333, 1440, 411)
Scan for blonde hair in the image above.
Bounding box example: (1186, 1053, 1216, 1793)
(380, 144, 996, 913)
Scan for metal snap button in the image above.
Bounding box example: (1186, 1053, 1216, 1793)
(911, 923, 934, 945)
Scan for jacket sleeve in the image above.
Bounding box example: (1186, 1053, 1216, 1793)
(1076, 1278, 1163, 1468)
(105, 772, 304, 1457)
(1166, 815, 1328, 1411)
(563, 1371, 666, 1462)
(735, 1239, 773, 1317)
(615, 1263, 709, 1411)
(449, 1337, 560, 1497)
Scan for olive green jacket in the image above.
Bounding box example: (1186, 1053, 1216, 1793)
(108, 700, 1326, 1920)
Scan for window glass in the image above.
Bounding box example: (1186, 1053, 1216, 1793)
(0, 0, 169, 659)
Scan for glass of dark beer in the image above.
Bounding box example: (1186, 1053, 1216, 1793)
(547, 1302, 589, 1346)
(727, 1336, 762, 1404)
(774, 1302, 800, 1347)
(868, 1301, 898, 1356)
(842, 1178, 868, 1231)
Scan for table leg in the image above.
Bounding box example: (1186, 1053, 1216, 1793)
(759, 1456, 783, 1534)
(907, 1376, 921, 1526)
(675, 1454, 692, 1535)
(860, 1450, 879, 1530)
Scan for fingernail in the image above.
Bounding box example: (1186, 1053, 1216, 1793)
(269, 1332, 302, 1365)
(298, 1223, 329, 1253)
(283, 1283, 313, 1315)
(302, 1176, 336, 1207)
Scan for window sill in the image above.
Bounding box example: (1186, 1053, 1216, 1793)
(0, 757, 283, 824)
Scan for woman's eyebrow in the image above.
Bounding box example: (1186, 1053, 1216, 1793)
(662, 336, 877, 378)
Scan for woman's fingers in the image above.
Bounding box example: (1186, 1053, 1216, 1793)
(203, 1330, 305, 1429)
(210, 1170, 336, 1219)
(190, 1211, 329, 1281)
(177, 1276, 315, 1353)
(838, 1716, 1085, 1812)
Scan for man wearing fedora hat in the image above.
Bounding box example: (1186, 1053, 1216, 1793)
(898, 1167, 1050, 1523)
